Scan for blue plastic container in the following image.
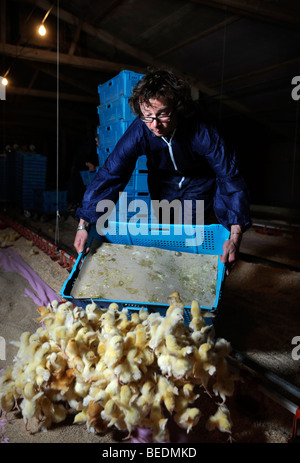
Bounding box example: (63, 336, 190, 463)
(97, 121, 132, 147)
(60, 223, 230, 323)
(134, 170, 148, 192)
(15, 152, 47, 209)
(80, 168, 99, 186)
(98, 70, 144, 105)
(35, 190, 68, 214)
(136, 155, 147, 170)
(97, 146, 113, 166)
(97, 97, 136, 125)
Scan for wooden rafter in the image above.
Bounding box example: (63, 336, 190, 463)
(6, 85, 98, 103)
(1, 43, 144, 73)
(27, 62, 97, 95)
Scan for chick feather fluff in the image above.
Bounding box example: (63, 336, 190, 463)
(0, 293, 236, 441)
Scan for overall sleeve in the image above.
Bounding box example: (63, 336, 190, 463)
(203, 126, 251, 231)
(75, 119, 146, 224)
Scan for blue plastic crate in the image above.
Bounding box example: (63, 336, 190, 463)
(97, 121, 132, 147)
(80, 168, 99, 186)
(97, 97, 136, 125)
(97, 149, 147, 173)
(136, 155, 147, 170)
(134, 170, 148, 192)
(34, 190, 68, 214)
(97, 146, 114, 166)
(98, 70, 144, 105)
(60, 223, 230, 322)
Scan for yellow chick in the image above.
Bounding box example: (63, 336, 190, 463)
(137, 380, 156, 414)
(138, 307, 149, 321)
(166, 291, 185, 315)
(103, 334, 124, 368)
(189, 299, 205, 332)
(53, 302, 72, 327)
(174, 407, 201, 433)
(74, 377, 90, 398)
(35, 365, 51, 386)
(114, 357, 141, 383)
(134, 324, 148, 351)
(157, 375, 178, 414)
(100, 311, 117, 336)
(85, 300, 103, 325)
(120, 403, 141, 436)
(87, 400, 107, 434)
(212, 357, 236, 403)
(49, 368, 75, 394)
(149, 307, 184, 350)
(206, 404, 232, 434)
(108, 302, 119, 311)
(170, 355, 194, 379)
(182, 383, 200, 403)
(35, 306, 55, 325)
(100, 398, 120, 428)
(148, 393, 169, 443)
(74, 406, 89, 425)
(20, 391, 44, 430)
(165, 333, 194, 357)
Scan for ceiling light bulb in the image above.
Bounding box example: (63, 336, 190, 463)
(2, 77, 8, 86)
(38, 24, 46, 36)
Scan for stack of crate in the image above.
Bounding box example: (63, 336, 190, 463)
(97, 70, 151, 219)
(15, 152, 47, 210)
(0, 152, 16, 203)
(34, 190, 68, 215)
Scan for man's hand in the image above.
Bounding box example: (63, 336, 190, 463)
(74, 219, 90, 254)
(219, 225, 242, 276)
(74, 229, 89, 254)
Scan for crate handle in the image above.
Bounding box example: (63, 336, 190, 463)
(148, 225, 171, 233)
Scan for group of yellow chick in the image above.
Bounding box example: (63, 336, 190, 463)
(0, 229, 20, 248)
(0, 291, 236, 442)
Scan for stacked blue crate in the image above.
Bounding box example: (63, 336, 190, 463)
(97, 70, 151, 220)
(16, 152, 47, 210)
(34, 190, 68, 214)
(0, 152, 16, 202)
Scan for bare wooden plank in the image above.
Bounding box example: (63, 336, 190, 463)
(2, 43, 144, 73)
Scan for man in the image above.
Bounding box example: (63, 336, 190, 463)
(74, 68, 251, 274)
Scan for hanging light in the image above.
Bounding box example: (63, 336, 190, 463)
(38, 24, 47, 36)
(38, 4, 54, 37)
(1, 77, 8, 86)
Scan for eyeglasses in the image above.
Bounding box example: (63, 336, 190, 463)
(140, 113, 172, 123)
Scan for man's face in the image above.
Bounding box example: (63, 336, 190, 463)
(139, 96, 176, 137)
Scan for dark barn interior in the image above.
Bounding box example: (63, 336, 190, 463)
(0, 0, 300, 445)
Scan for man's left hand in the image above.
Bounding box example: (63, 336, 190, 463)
(219, 225, 243, 276)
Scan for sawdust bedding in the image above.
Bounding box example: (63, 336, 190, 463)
(0, 228, 294, 444)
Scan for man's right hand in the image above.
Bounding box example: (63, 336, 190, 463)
(74, 229, 89, 254)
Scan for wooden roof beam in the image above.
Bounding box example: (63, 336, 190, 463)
(5, 85, 98, 103)
(1, 42, 145, 73)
